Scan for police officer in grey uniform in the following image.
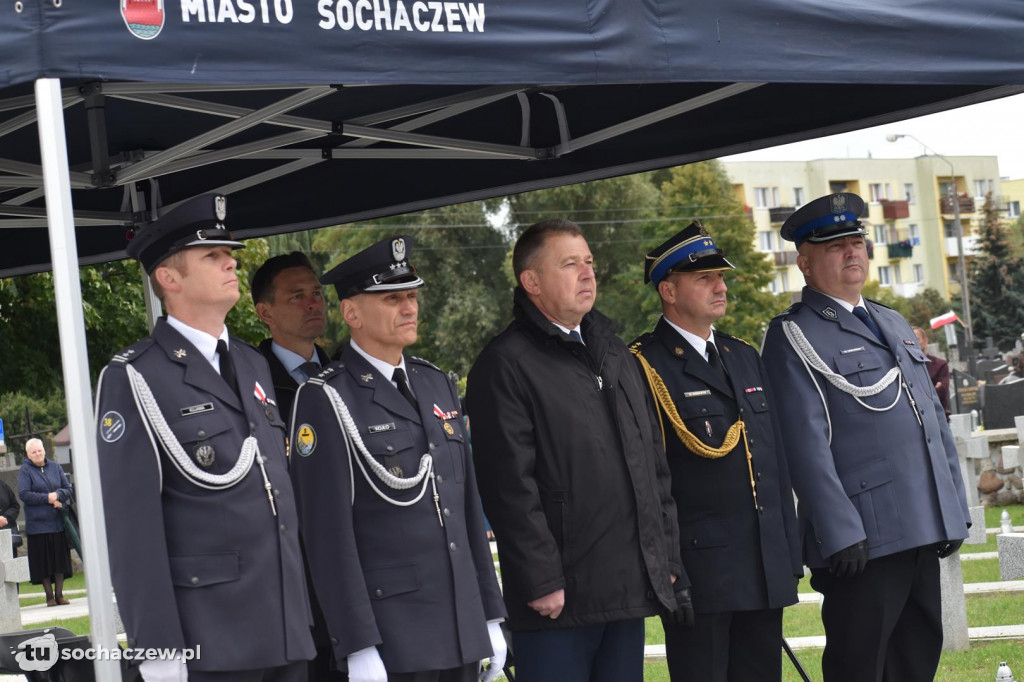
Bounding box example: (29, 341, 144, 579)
(761, 193, 971, 682)
(288, 236, 507, 682)
(630, 223, 802, 681)
(94, 195, 315, 682)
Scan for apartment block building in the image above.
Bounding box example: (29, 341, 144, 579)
(722, 156, 1004, 302)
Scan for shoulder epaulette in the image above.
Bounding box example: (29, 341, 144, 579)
(408, 355, 443, 373)
(628, 332, 656, 354)
(864, 297, 894, 311)
(308, 364, 339, 385)
(714, 330, 752, 348)
(109, 337, 156, 364)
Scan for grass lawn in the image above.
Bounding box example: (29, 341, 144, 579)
(23, 616, 91, 635)
(19, 572, 86, 594)
(983, 504, 1024, 530)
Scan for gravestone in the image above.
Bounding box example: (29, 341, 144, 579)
(982, 381, 1024, 429)
(950, 414, 986, 505)
(998, 533, 1024, 580)
(0, 528, 29, 631)
(940, 505, 987, 652)
(952, 370, 981, 416)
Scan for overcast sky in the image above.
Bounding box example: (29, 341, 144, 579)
(722, 92, 1024, 181)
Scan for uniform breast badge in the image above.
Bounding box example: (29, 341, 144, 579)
(194, 444, 216, 467)
(443, 421, 455, 436)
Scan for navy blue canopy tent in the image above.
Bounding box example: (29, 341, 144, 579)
(2, 1, 1024, 677)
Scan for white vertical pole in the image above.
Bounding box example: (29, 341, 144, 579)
(35, 77, 120, 682)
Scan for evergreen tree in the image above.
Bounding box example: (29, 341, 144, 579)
(967, 195, 1024, 350)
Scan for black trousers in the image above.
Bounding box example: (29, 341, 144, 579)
(510, 619, 645, 682)
(190, 661, 307, 682)
(810, 546, 942, 682)
(661, 608, 783, 682)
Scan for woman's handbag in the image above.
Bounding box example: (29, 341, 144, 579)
(59, 499, 83, 559)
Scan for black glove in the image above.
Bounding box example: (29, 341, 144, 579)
(936, 539, 964, 558)
(668, 586, 695, 628)
(828, 540, 868, 577)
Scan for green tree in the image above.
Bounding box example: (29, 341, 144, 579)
(659, 162, 787, 345)
(0, 391, 67, 461)
(967, 195, 1024, 350)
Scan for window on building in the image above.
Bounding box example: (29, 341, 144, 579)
(869, 183, 885, 202)
(772, 187, 781, 207)
(914, 264, 924, 282)
(909, 224, 920, 245)
(944, 221, 958, 238)
(758, 231, 774, 252)
(904, 183, 915, 204)
(878, 266, 892, 287)
(893, 263, 902, 285)
(1009, 200, 1021, 219)
(974, 180, 988, 197)
(874, 225, 889, 244)
(754, 187, 769, 208)
(939, 181, 956, 198)
(794, 187, 805, 206)
(780, 270, 789, 292)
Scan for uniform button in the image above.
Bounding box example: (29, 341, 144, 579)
(429, 443, 436, 450)
(760, 401, 766, 409)
(690, 539, 698, 547)
(197, 429, 207, 438)
(860, 481, 867, 489)
(927, 437, 932, 444)
(857, 362, 864, 369)
(700, 408, 708, 415)
(739, 407, 745, 415)
(898, 358, 902, 363)
(374, 589, 383, 597)
(646, 590, 654, 600)
(756, 471, 762, 481)
(749, 439, 756, 446)
(331, 637, 339, 646)
(265, 407, 275, 420)
(273, 488, 281, 497)
(190, 576, 199, 585)
(908, 382, 913, 388)
(249, 421, 257, 430)
(436, 475, 444, 484)
(449, 542, 457, 551)
(443, 508, 451, 517)
(386, 446, 394, 452)
(758, 505, 765, 515)
(279, 524, 287, 532)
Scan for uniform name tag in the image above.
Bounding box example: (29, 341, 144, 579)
(180, 403, 214, 416)
(368, 423, 396, 433)
(839, 347, 866, 355)
(683, 390, 712, 398)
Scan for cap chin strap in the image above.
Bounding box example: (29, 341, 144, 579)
(321, 382, 444, 526)
(781, 320, 904, 445)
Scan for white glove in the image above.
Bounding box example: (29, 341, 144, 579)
(347, 646, 387, 682)
(139, 657, 187, 682)
(478, 621, 507, 682)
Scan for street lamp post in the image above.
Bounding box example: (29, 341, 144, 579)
(886, 133, 974, 349)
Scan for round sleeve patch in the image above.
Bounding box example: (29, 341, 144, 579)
(100, 411, 126, 443)
(295, 424, 317, 456)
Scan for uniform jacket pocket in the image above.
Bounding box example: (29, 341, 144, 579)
(169, 552, 240, 588)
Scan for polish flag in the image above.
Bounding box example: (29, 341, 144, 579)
(929, 311, 960, 329)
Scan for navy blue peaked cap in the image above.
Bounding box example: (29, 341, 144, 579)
(644, 221, 734, 286)
(127, 194, 243, 274)
(781, 192, 867, 247)
(320, 235, 424, 299)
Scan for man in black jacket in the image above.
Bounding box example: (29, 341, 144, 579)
(0, 477, 20, 557)
(467, 219, 686, 682)
(252, 252, 330, 421)
(630, 223, 802, 681)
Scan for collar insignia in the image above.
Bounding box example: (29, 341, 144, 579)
(360, 373, 373, 383)
(822, 307, 838, 319)
(174, 348, 187, 358)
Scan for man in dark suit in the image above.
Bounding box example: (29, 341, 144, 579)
(761, 193, 971, 682)
(94, 194, 315, 682)
(252, 252, 330, 422)
(630, 222, 802, 682)
(913, 326, 951, 417)
(288, 236, 507, 682)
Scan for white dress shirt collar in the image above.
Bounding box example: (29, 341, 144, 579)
(166, 316, 229, 373)
(663, 316, 718, 361)
(349, 338, 409, 388)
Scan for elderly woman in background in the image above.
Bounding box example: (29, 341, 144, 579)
(18, 437, 73, 606)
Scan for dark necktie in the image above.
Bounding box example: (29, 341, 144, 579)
(706, 343, 729, 385)
(569, 329, 584, 345)
(216, 339, 240, 397)
(298, 361, 321, 381)
(392, 367, 418, 411)
(853, 306, 885, 343)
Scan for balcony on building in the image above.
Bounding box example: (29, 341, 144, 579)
(773, 250, 799, 266)
(768, 206, 796, 224)
(890, 282, 922, 298)
(939, 194, 975, 215)
(945, 235, 981, 258)
(880, 199, 910, 220)
(887, 241, 914, 259)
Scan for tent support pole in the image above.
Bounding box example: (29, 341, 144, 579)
(35, 77, 120, 682)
